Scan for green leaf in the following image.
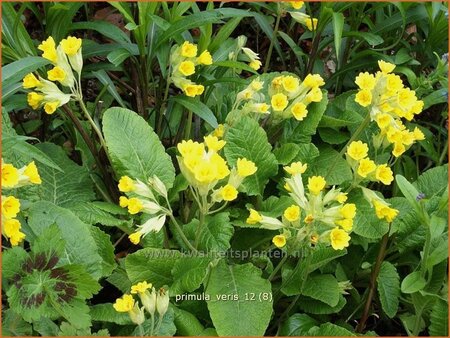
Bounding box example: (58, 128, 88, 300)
(71, 202, 129, 227)
(351, 193, 389, 239)
(415, 164, 448, 199)
(125, 248, 182, 286)
(298, 295, 347, 315)
(224, 116, 278, 196)
(213, 60, 258, 74)
(401, 271, 427, 294)
(429, 299, 448, 336)
(107, 48, 132, 67)
(171, 96, 218, 128)
(302, 274, 340, 307)
(103, 107, 175, 189)
(92, 70, 127, 108)
(377, 261, 400, 318)
(27, 201, 105, 280)
(184, 212, 234, 252)
(278, 314, 318, 336)
(70, 21, 131, 44)
(396, 174, 421, 210)
(1, 309, 32, 336)
(133, 307, 176, 336)
(2, 56, 49, 86)
(308, 322, 356, 336)
(90, 304, 132, 325)
(173, 307, 205, 336)
(205, 260, 273, 336)
(332, 12, 344, 61)
(171, 256, 213, 294)
(309, 146, 352, 185)
(273, 143, 301, 165)
(89, 226, 116, 277)
(4, 225, 100, 329)
(33, 143, 95, 208)
(281, 248, 346, 296)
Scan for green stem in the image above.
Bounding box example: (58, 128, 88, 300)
(78, 98, 107, 151)
(169, 214, 197, 253)
(138, 324, 144, 337)
(184, 110, 193, 140)
(420, 220, 432, 278)
(155, 315, 164, 335)
(326, 113, 371, 178)
(150, 313, 155, 336)
(356, 227, 390, 333)
(263, 4, 281, 73)
(268, 254, 288, 281)
(195, 202, 206, 249)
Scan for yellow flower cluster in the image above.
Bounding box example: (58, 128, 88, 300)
(114, 281, 170, 326)
(354, 60, 425, 157)
(118, 175, 169, 244)
(246, 164, 355, 251)
(170, 41, 213, 97)
(231, 73, 324, 123)
(346, 141, 394, 185)
(177, 134, 257, 204)
(24, 36, 83, 114)
(1, 161, 42, 246)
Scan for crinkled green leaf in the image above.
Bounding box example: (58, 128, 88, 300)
(377, 261, 400, 318)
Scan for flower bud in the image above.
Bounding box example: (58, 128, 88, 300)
(129, 303, 145, 325)
(148, 176, 167, 198)
(141, 288, 157, 315)
(156, 288, 170, 317)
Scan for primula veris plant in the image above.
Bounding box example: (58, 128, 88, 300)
(1, 2, 448, 337)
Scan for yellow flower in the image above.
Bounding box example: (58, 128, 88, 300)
(47, 66, 66, 82)
(23, 73, 41, 89)
(305, 18, 318, 31)
(38, 36, 57, 63)
(304, 214, 314, 223)
(118, 176, 135, 192)
(177, 140, 205, 157)
(373, 200, 398, 222)
(375, 164, 394, 185)
(27, 92, 44, 109)
(183, 83, 199, 97)
(8, 226, 26, 246)
(60, 36, 82, 56)
(181, 41, 198, 57)
(378, 60, 395, 74)
(237, 158, 257, 177)
(284, 182, 292, 192)
(303, 74, 324, 88)
(4, 218, 21, 237)
(347, 141, 368, 161)
(272, 234, 287, 248)
(284, 205, 300, 222)
(113, 294, 135, 312)
(339, 203, 356, 219)
(290, 1, 304, 9)
(271, 93, 289, 112)
(392, 142, 406, 157)
(291, 102, 308, 121)
(308, 176, 326, 195)
(336, 218, 353, 232)
(24, 161, 42, 184)
(129, 232, 142, 245)
(306, 87, 323, 102)
(330, 227, 350, 250)
(178, 61, 195, 76)
(376, 113, 392, 129)
(249, 60, 262, 70)
(198, 50, 213, 65)
(2, 163, 19, 188)
(127, 198, 143, 214)
(355, 89, 372, 107)
(413, 127, 425, 141)
(131, 281, 152, 294)
(385, 74, 403, 92)
(250, 80, 264, 91)
(119, 196, 129, 208)
(282, 76, 300, 92)
(194, 162, 217, 183)
(220, 184, 238, 201)
(44, 101, 60, 115)
(355, 72, 376, 90)
(357, 158, 376, 178)
(195, 85, 205, 96)
(210, 153, 230, 180)
(336, 193, 347, 204)
(246, 209, 262, 224)
(2, 196, 21, 219)
(212, 124, 225, 138)
(204, 135, 226, 152)
(284, 161, 307, 175)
